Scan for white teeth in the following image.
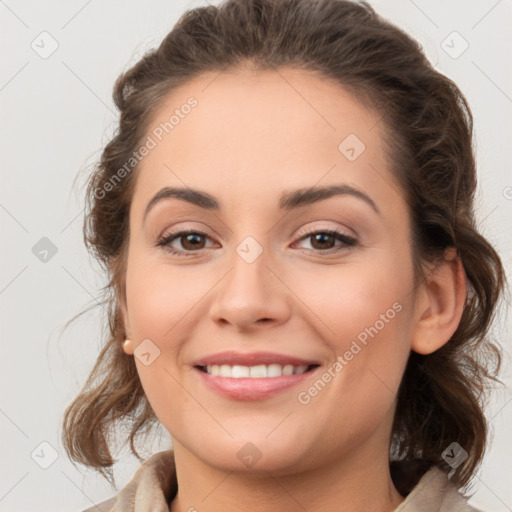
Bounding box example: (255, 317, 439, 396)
(231, 365, 250, 378)
(219, 364, 231, 377)
(250, 365, 267, 378)
(204, 363, 311, 378)
(282, 364, 294, 376)
(267, 364, 282, 377)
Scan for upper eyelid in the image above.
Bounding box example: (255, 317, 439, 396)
(159, 225, 357, 247)
(160, 223, 355, 238)
(150, 203, 369, 238)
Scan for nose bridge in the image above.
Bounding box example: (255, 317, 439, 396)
(209, 231, 289, 328)
(224, 233, 273, 306)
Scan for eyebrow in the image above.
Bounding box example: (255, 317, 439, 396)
(143, 183, 380, 222)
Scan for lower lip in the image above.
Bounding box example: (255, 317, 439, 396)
(194, 366, 319, 400)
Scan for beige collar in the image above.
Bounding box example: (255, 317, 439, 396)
(83, 450, 479, 512)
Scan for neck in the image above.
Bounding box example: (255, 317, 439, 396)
(169, 437, 405, 512)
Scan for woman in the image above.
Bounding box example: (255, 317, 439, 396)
(62, 0, 506, 511)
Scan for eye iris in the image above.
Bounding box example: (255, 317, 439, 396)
(311, 233, 334, 250)
(182, 233, 205, 250)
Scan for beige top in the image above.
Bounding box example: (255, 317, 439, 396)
(83, 451, 482, 512)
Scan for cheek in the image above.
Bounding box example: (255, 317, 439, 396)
(292, 251, 414, 402)
(124, 258, 201, 430)
(295, 252, 412, 345)
(125, 257, 210, 340)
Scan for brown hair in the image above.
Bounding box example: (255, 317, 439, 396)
(62, 0, 505, 493)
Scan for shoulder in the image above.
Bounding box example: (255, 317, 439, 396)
(394, 466, 484, 512)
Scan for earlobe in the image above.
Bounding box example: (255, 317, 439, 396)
(123, 338, 134, 355)
(411, 249, 467, 355)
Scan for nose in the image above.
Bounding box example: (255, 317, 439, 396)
(208, 239, 291, 332)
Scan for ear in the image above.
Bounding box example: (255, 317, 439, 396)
(411, 248, 467, 355)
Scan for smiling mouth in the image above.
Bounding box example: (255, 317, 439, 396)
(195, 363, 320, 378)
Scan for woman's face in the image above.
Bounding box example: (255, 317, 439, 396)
(121, 67, 422, 474)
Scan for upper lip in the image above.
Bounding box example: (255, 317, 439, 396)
(194, 351, 320, 367)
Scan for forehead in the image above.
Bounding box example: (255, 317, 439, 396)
(132, 66, 400, 217)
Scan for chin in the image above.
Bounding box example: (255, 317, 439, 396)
(187, 434, 313, 475)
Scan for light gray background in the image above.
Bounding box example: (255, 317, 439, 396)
(1, 1, 511, 511)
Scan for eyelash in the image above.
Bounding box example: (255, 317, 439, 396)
(156, 228, 357, 257)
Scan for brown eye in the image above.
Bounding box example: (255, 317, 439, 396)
(179, 233, 206, 250)
(309, 232, 337, 250)
(295, 229, 357, 254)
(156, 230, 213, 256)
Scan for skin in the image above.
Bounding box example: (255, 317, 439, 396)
(120, 67, 466, 512)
